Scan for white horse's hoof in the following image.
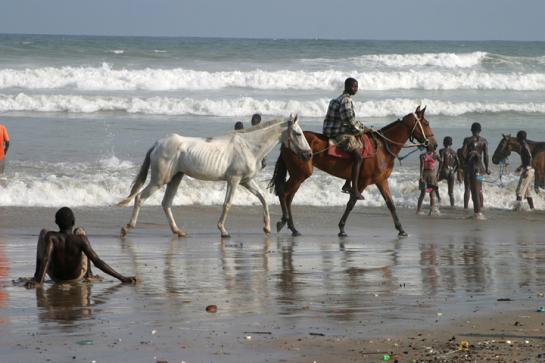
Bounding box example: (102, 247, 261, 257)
(175, 229, 187, 237)
(263, 226, 271, 235)
(120, 226, 129, 238)
(221, 233, 231, 239)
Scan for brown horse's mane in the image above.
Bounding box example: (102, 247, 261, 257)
(506, 136, 545, 152)
(527, 140, 545, 149)
(379, 118, 403, 132)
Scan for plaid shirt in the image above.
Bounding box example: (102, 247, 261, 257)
(322, 92, 364, 138)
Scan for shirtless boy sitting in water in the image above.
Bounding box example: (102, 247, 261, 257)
(25, 207, 135, 288)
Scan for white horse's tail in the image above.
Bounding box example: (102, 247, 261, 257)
(117, 145, 154, 207)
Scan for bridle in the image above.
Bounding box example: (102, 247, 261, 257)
(285, 121, 294, 151)
(496, 137, 512, 161)
(376, 113, 432, 148)
(407, 113, 431, 145)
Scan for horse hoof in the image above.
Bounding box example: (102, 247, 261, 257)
(398, 231, 408, 237)
(263, 227, 272, 235)
(120, 226, 128, 238)
(291, 230, 301, 237)
(338, 232, 347, 237)
(221, 233, 231, 239)
(175, 230, 187, 238)
(276, 221, 285, 232)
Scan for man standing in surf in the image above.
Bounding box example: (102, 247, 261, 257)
(514, 130, 535, 211)
(462, 122, 490, 219)
(322, 77, 365, 200)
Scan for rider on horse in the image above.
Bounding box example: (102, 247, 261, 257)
(322, 77, 365, 200)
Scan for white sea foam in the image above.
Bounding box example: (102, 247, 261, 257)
(0, 160, 541, 211)
(1, 64, 545, 91)
(346, 52, 488, 69)
(2, 93, 545, 117)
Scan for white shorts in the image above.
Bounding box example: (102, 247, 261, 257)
(516, 167, 534, 199)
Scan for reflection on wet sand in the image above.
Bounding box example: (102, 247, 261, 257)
(2, 206, 545, 363)
(0, 239, 9, 326)
(35, 283, 123, 328)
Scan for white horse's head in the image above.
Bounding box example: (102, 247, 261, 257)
(284, 114, 312, 161)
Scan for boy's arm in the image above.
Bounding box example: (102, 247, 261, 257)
(80, 237, 135, 283)
(483, 140, 490, 174)
(26, 237, 53, 288)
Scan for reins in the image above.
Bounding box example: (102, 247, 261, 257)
(311, 114, 431, 160)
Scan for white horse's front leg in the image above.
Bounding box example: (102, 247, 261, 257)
(218, 177, 241, 238)
(241, 179, 271, 235)
(162, 172, 186, 237)
(121, 184, 161, 237)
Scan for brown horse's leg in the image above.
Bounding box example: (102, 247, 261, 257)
(338, 196, 358, 237)
(277, 189, 289, 232)
(284, 175, 309, 236)
(376, 180, 407, 237)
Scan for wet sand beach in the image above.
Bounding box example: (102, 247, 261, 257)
(1, 204, 545, 362)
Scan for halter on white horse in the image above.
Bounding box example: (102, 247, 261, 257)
(118, 114, 312, 238)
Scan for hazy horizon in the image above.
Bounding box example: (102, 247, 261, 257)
(2, 31, 545, 43)
(1, 0, 544, 42)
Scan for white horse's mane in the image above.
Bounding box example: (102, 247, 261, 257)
(234, 117, 285, 133)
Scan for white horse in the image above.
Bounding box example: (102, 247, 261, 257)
(118, 115, 312, 238)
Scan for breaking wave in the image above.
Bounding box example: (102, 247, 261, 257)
(0, 158, 539, 210)
(2, 93, 545, 117)
(1, 64, 545, 91)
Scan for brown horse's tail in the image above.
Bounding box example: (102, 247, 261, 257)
(117, 145, 154, 206)
(268, 153, 287, 196)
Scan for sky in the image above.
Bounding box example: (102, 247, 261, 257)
(1, 0, 544, 41)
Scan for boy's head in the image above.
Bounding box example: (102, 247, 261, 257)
(470, 122, 481, 134)
(55, 207, 75, 230)
(250, 113, 261, 126)
(516, 130, 527, 142)
(443, 136, 452, 147)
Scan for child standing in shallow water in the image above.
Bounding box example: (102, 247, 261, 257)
(417, 143, 441, 215)
(437, 136, 460, 207)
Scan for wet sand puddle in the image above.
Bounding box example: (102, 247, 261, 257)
(1, 207, 545, 362)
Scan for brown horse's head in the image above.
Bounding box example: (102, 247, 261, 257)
(400, 106, 437, 149)
(492, 133, 514, 164)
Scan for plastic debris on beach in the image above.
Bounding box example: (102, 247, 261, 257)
(459, 340, 470, 351)
(537, 306, 545, 312)
(206, 304, 217, 313)
(76, 339, 94, 345)
(152, 329, 157, 335)
(383, 353, 391, 360)
(245, 335, 252, 340)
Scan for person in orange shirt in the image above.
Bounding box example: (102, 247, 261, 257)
(0, 123, 10, 174)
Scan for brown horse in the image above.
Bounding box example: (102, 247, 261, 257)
(492, 134, 545, 192)
(269, 106, 437, 237)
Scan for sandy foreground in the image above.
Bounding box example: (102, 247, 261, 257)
(1, 204, 545, 362)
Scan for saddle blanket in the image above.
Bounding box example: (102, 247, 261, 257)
(327, 134, 375, 159)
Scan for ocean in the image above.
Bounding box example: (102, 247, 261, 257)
(1, 34, 544, 209)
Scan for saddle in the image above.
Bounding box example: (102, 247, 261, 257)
(327, 134, 376, 159)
